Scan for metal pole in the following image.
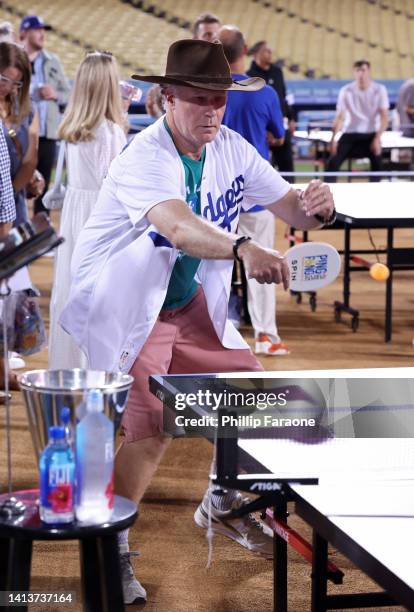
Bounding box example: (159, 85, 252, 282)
(0, 282, 25, 516)
(1, 284, 12, 494)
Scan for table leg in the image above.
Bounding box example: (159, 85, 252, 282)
(79, 534, 124, 612)
(311, 531, 328, 612)
(0, 536, 32, 612)
(333, 224, 360, 330)
(385, 227, 394, 342)
(274, 497, 288, 612)
(343, 225, 351, 307)
(0, 537, 9, 592)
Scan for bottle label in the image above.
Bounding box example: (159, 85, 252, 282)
(49, 465, 72, 487)
(41, 464, 74, 513)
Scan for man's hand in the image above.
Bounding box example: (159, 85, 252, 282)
(27, 170, 45, 197)
(329, 139, 338, 156)
(300, 179, 334, 221)
(39, 85, 57, 101)
(237, 240, 290, 289)
(370, 134, 382, 156)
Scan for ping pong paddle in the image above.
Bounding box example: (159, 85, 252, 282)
(284, 242, 341, 292)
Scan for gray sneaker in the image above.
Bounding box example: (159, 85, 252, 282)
(194, 491, 274, 558)
(119, 550, 147, 605)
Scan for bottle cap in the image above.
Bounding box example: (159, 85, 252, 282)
(86, 388, 104, 413)
(49, 426, 65, 440)
(60, 406, 71, 424)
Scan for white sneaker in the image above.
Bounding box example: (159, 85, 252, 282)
(194, 491, 274, 558)
(254, 334, 290, 356)
(119, 549, 147, 605)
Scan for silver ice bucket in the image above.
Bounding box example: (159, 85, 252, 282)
(19, 369, 134, 462)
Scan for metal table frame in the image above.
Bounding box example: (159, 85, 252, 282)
(149, 374, 413, 611)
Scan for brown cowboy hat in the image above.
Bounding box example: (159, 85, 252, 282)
(131, 39, 265, 92)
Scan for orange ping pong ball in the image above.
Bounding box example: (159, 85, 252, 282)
(370, 262, 390, 281)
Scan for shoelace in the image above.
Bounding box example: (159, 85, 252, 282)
(233, 496, 265, 531)
(119, 550, 140, 578)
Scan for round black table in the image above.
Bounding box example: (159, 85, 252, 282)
(0, 490, 137, 612)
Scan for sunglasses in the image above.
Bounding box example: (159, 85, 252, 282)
(0, 73, 23, 90)
(86, 50, 113, 59)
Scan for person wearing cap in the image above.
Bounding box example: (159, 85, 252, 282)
(59, 39, 335, 604)
(20, 15, 70, 215)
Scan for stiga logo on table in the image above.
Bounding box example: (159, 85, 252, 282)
(203, 175, 244, 231)
(302, 254, 328, 281)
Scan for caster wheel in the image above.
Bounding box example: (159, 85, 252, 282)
(296, 293, 302, 304)
(309, 295, 317, 312)
(352, 316, 359, 332)
(334, 307, 341, 323)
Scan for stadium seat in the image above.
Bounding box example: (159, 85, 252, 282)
(0, 0, 412, 80)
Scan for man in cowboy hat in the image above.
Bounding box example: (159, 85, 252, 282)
(60, 39, 335, 604)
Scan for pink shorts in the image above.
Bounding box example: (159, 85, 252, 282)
(121, 288, 263, 442)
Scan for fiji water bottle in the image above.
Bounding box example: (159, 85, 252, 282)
(39, 426, 75, 524)
(76, 389, 114, 523)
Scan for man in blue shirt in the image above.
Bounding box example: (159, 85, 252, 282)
(220, 25, 290, 356)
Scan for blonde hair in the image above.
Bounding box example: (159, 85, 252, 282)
(0, 42, 31, 126)
(58, 51, 125, 143)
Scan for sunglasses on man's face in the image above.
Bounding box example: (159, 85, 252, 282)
(0, 74, 23, 90)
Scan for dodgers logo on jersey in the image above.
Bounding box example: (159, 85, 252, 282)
(202, 175, 244, 232)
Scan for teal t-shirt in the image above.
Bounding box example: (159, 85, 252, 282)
(162, 121, 205, 310)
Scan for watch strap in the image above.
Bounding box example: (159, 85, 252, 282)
(233, 236, 251, 261)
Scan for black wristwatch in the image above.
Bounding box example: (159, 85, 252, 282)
(315, 207, 337, 227)
(233, 236, 251, 261)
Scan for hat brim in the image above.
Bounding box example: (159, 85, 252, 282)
(131, 74, 265, 92)
(22, 24, 52, 31)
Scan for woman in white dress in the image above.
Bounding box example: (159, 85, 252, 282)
(49, 51, 127, 369)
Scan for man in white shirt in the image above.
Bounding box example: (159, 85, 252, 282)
(60, 39, 335, 604)
(327, 59, 389, 181)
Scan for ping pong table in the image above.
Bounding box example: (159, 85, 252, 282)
(295, 129, 414, 151)
(294, 130, 414, 171)
(150, 367, 414, 612)
(293, 182, 414, 341)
